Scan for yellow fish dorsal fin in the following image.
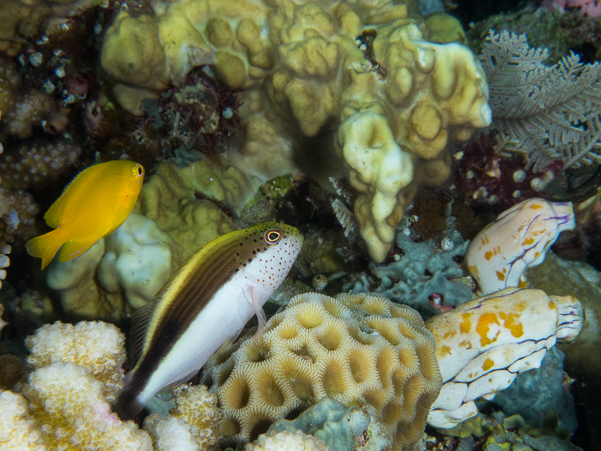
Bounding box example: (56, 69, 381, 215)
(44, 165, 95, 228)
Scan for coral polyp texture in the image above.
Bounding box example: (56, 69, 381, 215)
(465, 198, 575, 295)
(143, 385, 224, 451)
(0, 141, 81, 190)
(25, 321, 126, 402)
(201, 292, 442, 451)
(1, 318, 224, 450)
(425, 287, 584, 429)
(100, 0, 491, 262)
(246, 430, 331, 451)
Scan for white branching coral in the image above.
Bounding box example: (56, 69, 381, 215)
(26, 321, 126, 402)
(144, 384, 224, 451)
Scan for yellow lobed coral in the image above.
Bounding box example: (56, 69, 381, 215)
(101, 0, 490, 262)
(201, 292, 441, 451)
(25, 321, 126, 402)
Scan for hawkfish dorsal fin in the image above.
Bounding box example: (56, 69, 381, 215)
(129, 297, 161, 367)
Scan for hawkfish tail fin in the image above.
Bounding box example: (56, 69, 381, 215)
(25, 230, 64, 270)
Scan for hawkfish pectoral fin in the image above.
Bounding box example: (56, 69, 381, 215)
(242, 284, 267, 334)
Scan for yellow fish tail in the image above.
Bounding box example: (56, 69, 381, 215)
(25, 231, 63, 270)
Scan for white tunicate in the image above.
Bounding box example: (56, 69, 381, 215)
(512, 190, 521, 198)
(513, 169, 526, 183)
(28, 52, 43, 67)
(222, 107, 233, 119)
(441, 237, 454, 251)
(466, 170, 474, 179)
(55, 67, 66, 78)
(42, 80, 55, 93)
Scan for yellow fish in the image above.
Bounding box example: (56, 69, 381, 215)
(26, 160, 145, 269)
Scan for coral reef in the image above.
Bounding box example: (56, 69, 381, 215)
(0, 141, 81, 190)
(44, 160, 254, 321)
(465, 198, 575, 295)
(0, 59, 53, 139)
(267, 397, 391, 451)
(143, 385, 223, 451)
(442, 411, 583, 451)
(100, 0, 491, 262)
(425, 287, 584, 429)
(450, 133, 555, 215)
(345, 230, 473, 318)
(492, 347, 578, 434)
(247, 429, 331, 451)
(480, 31, 601, 171)
(201, 292, 441, 450)
(25, 321, 126, 402)
(525, 251, 601, 447)
(1, 317, 224, 450)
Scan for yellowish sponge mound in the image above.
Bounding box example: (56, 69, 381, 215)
(202, 292, 441, 451)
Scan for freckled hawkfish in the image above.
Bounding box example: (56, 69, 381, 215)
(115, 222, 303, 418)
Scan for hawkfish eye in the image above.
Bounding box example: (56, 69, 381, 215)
(133, 164, 145, 178)
(264, 229, 281, 245)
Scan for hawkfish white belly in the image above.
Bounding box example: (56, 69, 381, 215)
(136, 279, 259, 408)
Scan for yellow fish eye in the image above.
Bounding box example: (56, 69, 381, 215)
(264, 229, 281, 245)
(133, 164, 145, 178)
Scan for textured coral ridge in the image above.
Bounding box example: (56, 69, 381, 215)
(202, 292, 442, 451)
(101, 0, 491, 262)
(425, 287, 584, 429)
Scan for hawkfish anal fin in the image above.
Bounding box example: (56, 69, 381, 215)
(58, 238, 96, 262)
(243, 285, 267, 335)
(129, 297, 162, 368)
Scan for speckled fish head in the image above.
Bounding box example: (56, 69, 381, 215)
(233, 222, 303, 296)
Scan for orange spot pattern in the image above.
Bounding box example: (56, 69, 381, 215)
(522, 237, 535, 245)
(476, 313, 500, 347)
(482, 358, 494, 371)
(460, 313, 471, 334)
(496, 271, 505, 281)
(530, 204, 543, 209)
(504, 313, 524, 338)
(440, 345, 451, 356)
(467, 264, 479, 275)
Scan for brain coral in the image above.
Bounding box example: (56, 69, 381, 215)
(201, 292, 441, 450)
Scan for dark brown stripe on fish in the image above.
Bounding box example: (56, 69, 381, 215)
(125, 227, 271, 393)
